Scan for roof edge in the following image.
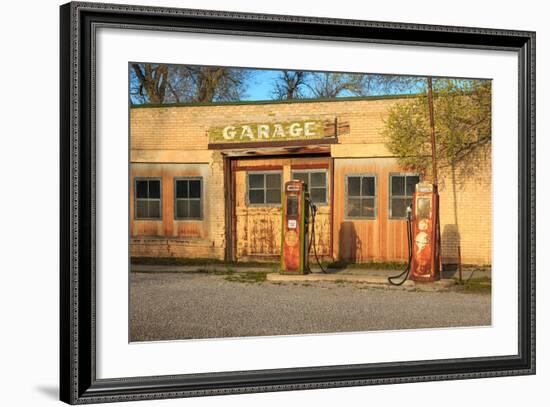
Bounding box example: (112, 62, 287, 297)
(130, 93, 419, 109)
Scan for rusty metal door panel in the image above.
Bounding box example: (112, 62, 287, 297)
(234, 157, 331, 261)
(236, 207, 282, 259)
(310, 206, 331, 256)
(234, 169, 281, 260)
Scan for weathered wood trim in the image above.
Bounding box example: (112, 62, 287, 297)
(208, 138, 338, 150)
(235, 165, 284, 172)
(330, 158, 335, 259)
(230, 159, 238, 261)
(290, 163, 330, 170)
(223, 156, 231, 261)
(222, 147, 332, 157)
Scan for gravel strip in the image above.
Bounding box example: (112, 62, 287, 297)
(130, 272, 491, 342)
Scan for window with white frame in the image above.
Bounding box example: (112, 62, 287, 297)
(389, 174, 420, 219)
(135, 178, 162, 219)
(174, 178, 202, 220)
(291, 169, 328, 204)
(346, 175, 376, 219)
(247, 172, 282, 205)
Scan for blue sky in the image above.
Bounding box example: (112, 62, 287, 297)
(240, 69, 422, 101)
(243, 70, 280, 101)
(129, 63, 482, 105)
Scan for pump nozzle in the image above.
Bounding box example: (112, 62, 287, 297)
(310, 203, 317, 216)
(406, 204, 413, 221)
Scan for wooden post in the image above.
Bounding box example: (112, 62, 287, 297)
(427, 77, 441, 280)
(427, 77, 438, 186)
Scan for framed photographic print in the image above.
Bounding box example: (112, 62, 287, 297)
(60, 1, 535, 404)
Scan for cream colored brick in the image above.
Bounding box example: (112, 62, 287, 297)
(130, 97, 492, 265)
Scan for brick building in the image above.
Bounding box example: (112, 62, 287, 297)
(130, 95, 492, 265)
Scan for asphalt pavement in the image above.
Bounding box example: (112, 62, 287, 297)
(130, 271, 491, 342)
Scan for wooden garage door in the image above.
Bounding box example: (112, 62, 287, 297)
(233, 157, 332, 261)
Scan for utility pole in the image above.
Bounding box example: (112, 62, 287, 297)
(427, 77, 438, 185)
(427, 77, 441, 281)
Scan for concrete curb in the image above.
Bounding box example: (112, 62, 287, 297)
(266, 273, 457, 291)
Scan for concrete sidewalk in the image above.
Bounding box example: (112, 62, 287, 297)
(130, 263, 488, 292)
(131, 264, 275, 273)
(267, 268, 457, 291)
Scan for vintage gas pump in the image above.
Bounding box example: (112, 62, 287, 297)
(388, 181, 441, 285)
(409, 182, 441, 282)
(280, 180, 310, 274)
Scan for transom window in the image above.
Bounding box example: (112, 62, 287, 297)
(174, 178, 202, 219)
(346, 175, 376, 219)
(291, 170, 328, 204)
(135, 178, 161, 220)
(247, 172, 282, 205)
(389, 174, 420, 219)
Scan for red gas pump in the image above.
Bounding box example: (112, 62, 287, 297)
(388, 181, 441, 285)
(409, 182, 440, 282)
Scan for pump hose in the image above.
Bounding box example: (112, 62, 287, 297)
(387, 212, 413, 286)
(308, 202, 327, 274)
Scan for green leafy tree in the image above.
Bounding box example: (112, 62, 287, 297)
(384, 79, 491, 180)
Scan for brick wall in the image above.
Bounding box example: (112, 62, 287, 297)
(130, 96, 492, 265)
(130, 97, 407, 152)
(437, 147, 492, 265)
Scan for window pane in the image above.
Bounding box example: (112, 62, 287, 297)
(348, 177, 360, 196)
(310, 187, 326, 203)
(175, 180, 188, 198)
(361, 198, 375, 218)
(292, 172, 308, 186)
(362, 177, 375, 197)
(406, 176, 420, 196)
(136, 180, 148, 198)
(249, 174, 264, 189)
(148, 180, 161, 199)
(189, 200, 201, 218)
(391, 176, 405, 196)
(265, 173, 281, 189)
(176, 199, 188, 218)
(189, 180, 201, 198)
(310, 172, 326, 187)
(148, 200, 161, 218)
(136, 200, 148, 218)
(391, 198, 407, 218)
(249, 189, 264, 204)
(347, 198, 361, 217)
(266, 189, 281, 204)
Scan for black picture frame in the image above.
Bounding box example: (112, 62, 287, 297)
(60, 1, 536, 404)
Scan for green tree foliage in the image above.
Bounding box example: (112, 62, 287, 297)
(384, 79, 491, 178)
